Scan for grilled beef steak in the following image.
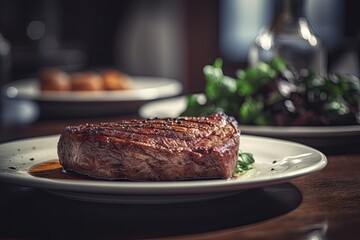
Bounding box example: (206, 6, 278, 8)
(57, 113, 240, 181)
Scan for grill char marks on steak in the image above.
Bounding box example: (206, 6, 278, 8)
(57, 113, 240, 181)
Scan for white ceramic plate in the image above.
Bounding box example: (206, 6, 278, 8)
(139, 96, 360, 138)
(1, 77, 182, 118)
(0, 135, 326, 204)
(3, 77, 182, 102)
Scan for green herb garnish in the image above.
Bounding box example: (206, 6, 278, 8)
(233, 152, 255, 176)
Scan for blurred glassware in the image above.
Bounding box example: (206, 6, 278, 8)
(249, 0, 327, 75)
(0, 32, 11, 84)
(0, 32, 12, 123)
(0, 0, 86, 81)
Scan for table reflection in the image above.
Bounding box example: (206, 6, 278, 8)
(0, 182, 301, 239)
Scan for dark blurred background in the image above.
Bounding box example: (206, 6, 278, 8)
(0, 0, 359, 94)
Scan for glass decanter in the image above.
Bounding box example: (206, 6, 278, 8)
(248, 0, 326, 75)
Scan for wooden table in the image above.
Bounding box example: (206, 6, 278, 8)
(1, 117, 359, 239)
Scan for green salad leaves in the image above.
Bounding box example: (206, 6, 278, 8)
(182, 57, 360, 126)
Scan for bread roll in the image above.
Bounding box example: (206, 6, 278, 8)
(71, 72, 104, 91)
(101, 70, 131, 90)
(39, 69, 71, 91)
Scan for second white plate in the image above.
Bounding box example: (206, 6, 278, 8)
(2, 77, 182, 118)
(3, 77, 182, 102)
(139, 96, 360, 151)
(139, 96, 360, 138)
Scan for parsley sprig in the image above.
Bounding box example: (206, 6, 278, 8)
(233, 152, 255, 176)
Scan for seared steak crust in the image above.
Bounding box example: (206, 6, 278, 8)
(57, 113, 240, 181)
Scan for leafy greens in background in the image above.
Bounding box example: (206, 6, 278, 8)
(182, 57, 360, 126)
